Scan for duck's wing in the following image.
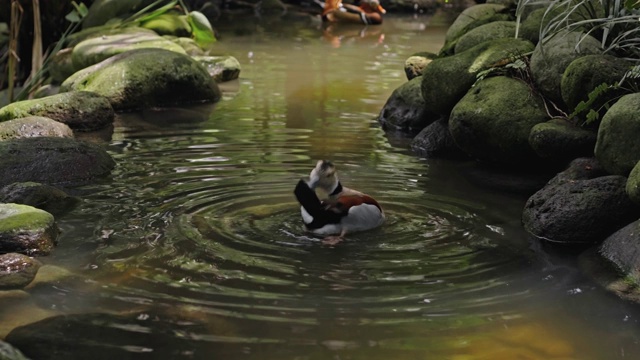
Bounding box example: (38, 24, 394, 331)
(294, 179, 345, 229)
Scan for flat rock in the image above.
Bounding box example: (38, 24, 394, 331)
(0, 117, 73, 140)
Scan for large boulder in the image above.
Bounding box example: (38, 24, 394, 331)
(0, 253, 41, 290)
(0, 117, 73, 140)
(0, 137, 115, 187)
(561, 55, 630, 114)
(422, 38, 534, 115)
(410, 118, 466, 159)
(61, 49, 221, 111)
(530, 31, 603, 105)
(0, 92, 114, 132)
(454, 21, 516, 54)
(0, 182, 79, 216)
(523, 158, 640, 244)
(378, 76, 438, 135)
(594, 93, 640, 175)
(72, 31, 187, 70)
(528, 118, 597, 164)
(449, 76, 548, 165)
(0, 204, 59, 256)
(627, 161, 640, 205)
(193, 55, 242, 83)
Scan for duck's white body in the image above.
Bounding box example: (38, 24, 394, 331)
(294, 161, 384, 238)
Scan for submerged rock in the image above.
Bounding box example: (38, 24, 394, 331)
(530, 31, 602, 105)
(62, 49, 221, 111)
(0, 117, 73, 140)
(528, 119, 597, 164)
(410, 118, 466, 159)
(193, 55, 241, 83)
(0, 182, 79, 216)
(0, 204, 59, 256)
(0, 92, 114, 132)
(0, 137, 115, 187)
(422, 38, 534, 115)
(449, 76, 548, 165)
(0, 253, 41, 290)
(523, 159, 640, 244)
(71, 31, 187, 70)
(594, 93, 640, 176)
(378, 76, 438, 135)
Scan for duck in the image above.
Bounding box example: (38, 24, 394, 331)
(294, 160, 385, 244)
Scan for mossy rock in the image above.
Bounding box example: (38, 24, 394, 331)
(0, 137, 115, 187)
(0, 92, 114, 132)
(627, 161, 640, 205)
(0, 204, 59, 256)
(66, 26, 158, 47)
(422, 38, 535, 116)
(445, 4, 508, 43)
(167, 37, 205, 56)
(595, 93, 640, 175)
(72, 31, 187, 70)
(62, 49, 221, 111)
(141, 12, 191, 37)
(193, 55, 241, 83)
(378, 76, 438, 135)
(449, 76, 548, 165)
(528, 118, 597, 163)
(0, 253, 41, 290)
(561, 54, 631, 114)
(0, 182, 80, 216)
(530, 31, 603, 105)
(454, 21, 516, 54)
(0, 117, 73, 140)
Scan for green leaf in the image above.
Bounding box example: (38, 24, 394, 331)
(65, 10, 81, 23)
(187, 11, 216, 45)
(134, 1, 178, 24)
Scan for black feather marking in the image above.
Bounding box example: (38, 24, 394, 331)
(294, 179, 344, 229)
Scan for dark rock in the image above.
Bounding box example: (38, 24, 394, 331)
(449, 76, 548, 165)
(0, 92, 114, 132)
(598, 219, 640, 286)
(0, 253, 41, 290)
(0, 137, 115, 187)
(0, 204, 59, 256)
(0, 182, 80, 216)
(6, 312, 209, 360)
(410, 117, 466, 158)
(523, 165, 640, 244)
(528, 118, 597, 165)
(595, 93, 640, 175)
(378, 76, 438, 135)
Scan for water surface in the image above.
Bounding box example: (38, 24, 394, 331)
(3, 13, 640, 360)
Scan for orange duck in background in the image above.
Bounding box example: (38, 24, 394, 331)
(321, 0, 386, 25)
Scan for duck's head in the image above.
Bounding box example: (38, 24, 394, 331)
(308, 160, 339, 192)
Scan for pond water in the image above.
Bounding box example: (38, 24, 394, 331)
(3, 12, 640, 360)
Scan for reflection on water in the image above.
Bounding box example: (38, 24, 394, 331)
(3, 13, 640, 360)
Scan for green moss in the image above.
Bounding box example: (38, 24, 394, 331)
(0, 204, 54, 233)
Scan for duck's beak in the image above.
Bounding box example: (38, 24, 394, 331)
(377, 5, 386, 14)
